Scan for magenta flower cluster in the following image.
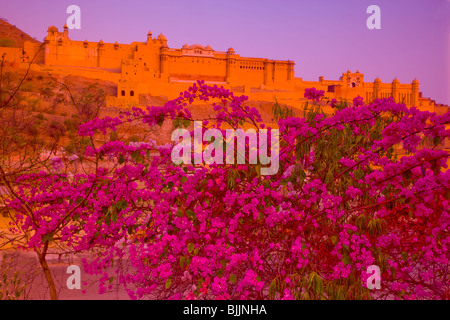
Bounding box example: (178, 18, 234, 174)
(5, 82, 450, 300)
(304, 88, 325, 101)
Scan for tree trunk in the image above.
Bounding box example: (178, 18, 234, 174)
(36, 247, 58, 300)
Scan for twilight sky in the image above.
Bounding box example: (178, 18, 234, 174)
(1, 0, 449, 105)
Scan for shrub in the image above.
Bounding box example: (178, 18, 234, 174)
(20, 81, 34, 92)
(0, 253, 27, 300)
(48, 120, 65, 138)
(0, 38, 16, 48)
(64, 118, 79, 132)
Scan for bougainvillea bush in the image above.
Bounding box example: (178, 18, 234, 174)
(4, 82, 450, 300)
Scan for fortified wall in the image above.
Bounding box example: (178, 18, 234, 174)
(0, 24, 444, 113)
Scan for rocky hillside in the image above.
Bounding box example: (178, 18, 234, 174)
(0, 18, 41, 47)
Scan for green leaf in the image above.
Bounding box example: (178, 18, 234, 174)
(197, 278, 205, 289)
(116, 199, 128, 211)
(187, 243, 195, 253)
(325, 170, 334, 184)
(255, 164, 261, 177)
(268, 279, 277, 298)
(313, 274, 323, 296)
(157, 113, 165, 127)
(42, 233, 53, 243)
(186, 209, 196, 219)
(109, 276, 114, 284)
(342, 255, 352, 266)
(180, 257, 186, 268)
(354, 170, 364, 181)
(118, 154, 125, 164)
(165, 278, 172, 289)
(433, 136, 441, 146)
(401, 252, 408, 261)
(127, 226, 133, 235)
(131, 151, 143, 163)
(230, 274, 237, 284)
(182, 119, 191, 128)
(105, 215, 111, 226)
(330, 236, 337, 245)
(112, 212, 118, 224)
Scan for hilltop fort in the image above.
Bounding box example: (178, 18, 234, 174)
(0, 23, 447, 114)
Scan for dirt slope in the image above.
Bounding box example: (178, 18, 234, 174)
(0, 18, 41, 47)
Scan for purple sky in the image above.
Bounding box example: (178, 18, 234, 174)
(2, 0, 449, 105)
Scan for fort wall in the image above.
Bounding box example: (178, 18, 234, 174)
(1, 24, 445, 116)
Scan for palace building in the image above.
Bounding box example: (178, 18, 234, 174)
(1, 24, 446, 113)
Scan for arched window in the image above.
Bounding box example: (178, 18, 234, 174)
(351, 82, 356, 88)
(130, 90, 134, 97)
(121, 90, 125, 96)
